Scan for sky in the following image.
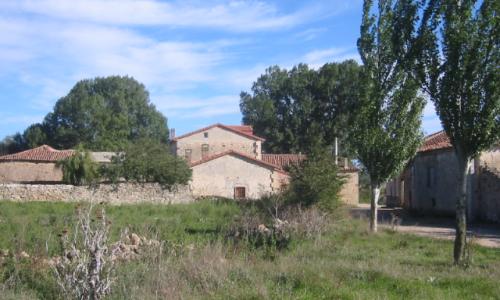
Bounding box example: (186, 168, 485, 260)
(0, 0, 441, 139)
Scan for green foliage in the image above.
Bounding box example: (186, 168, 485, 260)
(1, 76, 169, 153)
(1, 200, 500, 299)
(57, 146, 99, 186)
(102, 139, 191, 189)
(240, 61, 361, 154)
(417, 0, 499, 264)
(287, 152, 345, 210)
(352, 0, 425, 186)
(417, 0, 499, 161)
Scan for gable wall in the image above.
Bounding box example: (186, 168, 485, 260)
(190, 154, 279, 199)
(174, 127, 261, 162)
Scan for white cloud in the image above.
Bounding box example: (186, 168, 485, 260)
(156, 95, 239, 119)
(2, 0, 334, 32)
(303, 47, 360, 68)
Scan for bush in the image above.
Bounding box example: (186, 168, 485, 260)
(57, 146, 100, 186)
(101, 139, 191, 189)
(286, 151, 345, 210)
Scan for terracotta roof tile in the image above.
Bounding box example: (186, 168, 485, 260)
(171, 123, 265, 142)
(0, 145, 75, 162)
(419, 131, 452, 153)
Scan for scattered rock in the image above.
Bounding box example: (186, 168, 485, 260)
(19, 251, 30, 259)
(130, 233, 142, 246)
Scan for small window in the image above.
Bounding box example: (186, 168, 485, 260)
(201, 144, 209, 159)
(184, 149, 192, 162)
(234, 187, 246, 199)
(204, 132, 209, 138)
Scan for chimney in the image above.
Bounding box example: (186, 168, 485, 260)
(170, 128, 175, 139)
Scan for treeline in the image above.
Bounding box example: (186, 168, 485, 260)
(240, 60, 360, 155)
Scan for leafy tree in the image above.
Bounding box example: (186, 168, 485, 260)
(57, 146, 100, 186)
(240, 61, 361, 154)
(352, 0, 425, 232)
(23, 124, 47, 149)
(0, 134, 26, 155)
(1, 76, 169, 154)
(43, 76, 169, 151)
(102, 139, 191, 189)
(287, 151, 345, 211)
(313, 60, 362, 156)
(417, 0, 499, 264)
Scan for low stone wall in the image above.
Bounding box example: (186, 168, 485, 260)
(0, 183, 194, 205)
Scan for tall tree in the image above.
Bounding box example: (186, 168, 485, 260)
(240, 61, 361, 154)
(417, 0, 499, 264)
(0, 76, 169, 153)
(43, 76, 168, 151)
(353, 0, 425, 232)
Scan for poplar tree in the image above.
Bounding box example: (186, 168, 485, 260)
(417, 0, 499, 264)
(353, 0, 425, 232)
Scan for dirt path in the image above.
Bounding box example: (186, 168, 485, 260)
(351, 204, 500, 248)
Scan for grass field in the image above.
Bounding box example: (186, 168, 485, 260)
(1, 199, 499, 299)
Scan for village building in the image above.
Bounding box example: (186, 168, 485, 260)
(386, 131, 500, 222)
(0, 124, 359, 203)
(0, 145, 114, 183)
(0, 145, 75, 183)
(171, 124, 359, 203)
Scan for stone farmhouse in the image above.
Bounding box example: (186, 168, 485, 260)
(0, 124, 359, 204)
(0, 145, 113, 183)
(386, 131, 500, 222)
(170, 123, 359, 203)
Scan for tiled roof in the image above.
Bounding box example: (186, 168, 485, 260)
(190, 150, 287, 174)
(419, 131, 452, 153)
(226, 125, 254, 136)
(0, 145, 75, 162)
(262, 154, 306, 169)
(171, 123, 265, 142)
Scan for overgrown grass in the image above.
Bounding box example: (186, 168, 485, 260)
(1, 199, 499, 299)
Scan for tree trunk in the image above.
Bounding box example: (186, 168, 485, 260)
(454, 156, 470, 264)
(370, 184, 380, 232)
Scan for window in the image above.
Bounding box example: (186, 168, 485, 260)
(201, 144, 209, 159)
(204, 132, 209, 138)
(234, 187, 246, 199)
(184, 149, 192, 162)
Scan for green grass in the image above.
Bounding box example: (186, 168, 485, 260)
(1, 200, 499, 299)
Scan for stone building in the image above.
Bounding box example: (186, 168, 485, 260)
(172, 124, 359, 203)
(386, 131, 500, 222)
(0, 145, 116, 183)
(0, 145, 75, 183)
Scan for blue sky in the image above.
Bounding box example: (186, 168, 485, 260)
(0, 0, 441, 139)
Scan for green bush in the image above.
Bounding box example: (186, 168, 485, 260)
(57, 146, 99, 186)
(101, 139, 191, 189)
(286, 151, 345, 210)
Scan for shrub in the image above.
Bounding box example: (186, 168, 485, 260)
(52, 205, 116, 300)
(101, 139, 192, 189)
(57, 146, 100, 186)
(286, 151, 345, 210)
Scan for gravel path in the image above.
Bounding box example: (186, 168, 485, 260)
(351, 204, 500, 248)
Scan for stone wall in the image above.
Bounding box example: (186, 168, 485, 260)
(477, 167, 500, 222)
(0, 161, 63, 183)
(0, 183, 194, 204)
(338, 171, 359, 206)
